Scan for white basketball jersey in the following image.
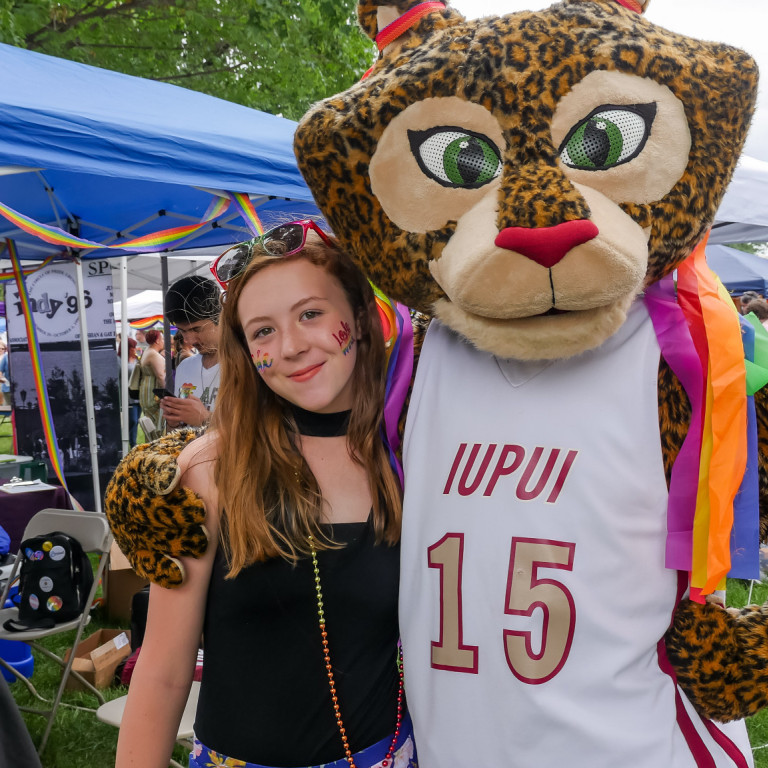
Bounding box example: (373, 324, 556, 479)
(400, 302, 752, 768)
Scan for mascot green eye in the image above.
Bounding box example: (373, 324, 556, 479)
(409, 127, 502, 188)
(559, 103, 657, 170)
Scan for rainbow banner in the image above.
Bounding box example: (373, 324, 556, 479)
(0, 253, 59, 283)
(226, 192, 265, 237)
(645, 233, 753, 599)
(6, 239, 81, 508)
(129, 315, 165, 330)
(0, 195, 230, 254)
(371, 282, 414, 486)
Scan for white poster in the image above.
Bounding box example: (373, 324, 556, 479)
(6, 259, 114, 344)
(5, 259, 120, 511)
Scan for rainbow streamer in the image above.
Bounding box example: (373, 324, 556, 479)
(7, 239, 81, 509)
(0, 195, 230, 254)
(226, 192, 265, 237)
(681, 238, 747, 597)
(647, 234, 751, 599)
(370, 282, 414, 485)
(0, 253, 59, 282)
(129, 315, 165, 330)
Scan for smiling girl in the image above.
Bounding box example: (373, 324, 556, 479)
(115, 223, 416, 768)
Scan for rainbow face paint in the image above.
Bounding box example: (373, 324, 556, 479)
(252, 350, 273, 374)
(332, 321, 355, 356)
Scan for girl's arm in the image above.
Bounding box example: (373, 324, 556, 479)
(115, 439, 218, 767)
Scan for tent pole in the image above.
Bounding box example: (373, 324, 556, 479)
(120, 256, 129, 456)
(74, 258, 103, 514)
(161, 256, 172, 385)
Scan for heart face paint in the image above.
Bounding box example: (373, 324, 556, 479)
(252, 350, 273, 374)
(332, 321, 355, 356)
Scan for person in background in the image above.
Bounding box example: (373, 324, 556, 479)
(118, 337, 141, 446)
(739, 290, 763, 315)
(172, 331, 196, 370)
(0, 338, 10, 406)
(743, 297, 768, 329)
(139, 329, 165, 429)
(114, 224, 414, 768)
(134, 329, 148, 357)
(162, 276, 221, 429)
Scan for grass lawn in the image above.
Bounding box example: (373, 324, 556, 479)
(6, 608, 190, 767)
(0, 413, 14, 455)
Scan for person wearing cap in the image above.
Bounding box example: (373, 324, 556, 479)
(162, 276, 221, 429)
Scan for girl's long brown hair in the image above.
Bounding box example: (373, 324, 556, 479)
(211, 237, 402, 577)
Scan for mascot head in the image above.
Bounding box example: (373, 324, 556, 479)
(295, 0, 757, 360)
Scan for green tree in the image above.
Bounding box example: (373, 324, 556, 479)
(0, 0, 375, 120)
(728, 242, 768, 256)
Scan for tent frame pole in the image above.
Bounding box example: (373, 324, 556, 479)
(119, 256, 129, 456)
(74, 258, 102, 514)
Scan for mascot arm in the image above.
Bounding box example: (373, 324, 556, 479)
(661, 363, 768, 721)
(103, 428, 208, 589)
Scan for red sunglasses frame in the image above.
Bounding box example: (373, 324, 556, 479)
(210, 219, 335, 289)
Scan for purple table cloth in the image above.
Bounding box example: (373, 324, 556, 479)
(0, 480, 72, 551)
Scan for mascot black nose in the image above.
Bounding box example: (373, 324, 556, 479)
(495, 220, 599, 268)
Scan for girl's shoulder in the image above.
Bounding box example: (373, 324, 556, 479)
(179, 431, 220, 527)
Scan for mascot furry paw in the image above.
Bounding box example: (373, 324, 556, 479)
(104, 428, 207, 588)
(293, 0, 767, 764)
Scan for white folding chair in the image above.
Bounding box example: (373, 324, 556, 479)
(96, 680, 200, 768)
(0, 508, 112, 755)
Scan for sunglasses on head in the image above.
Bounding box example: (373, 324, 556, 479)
(210, 220, 335, 289)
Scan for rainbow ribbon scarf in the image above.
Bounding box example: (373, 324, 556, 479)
(371, 283, 414, 486)
(6, 239, 81, 508)
(644, 233, 764, 598)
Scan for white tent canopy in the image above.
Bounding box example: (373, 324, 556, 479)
(113, 290, 163, 322)
(710, 155, 768, 244)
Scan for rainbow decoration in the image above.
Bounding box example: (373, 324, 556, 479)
(370, 282, 414, 485)
(6, 239, 81, 509)
(226, 192, 265, 237)
(645, 233, 753, 599)
(129, 315, 165, 330)
(0, 195, 230, 254)
(0, 253, 59, 283)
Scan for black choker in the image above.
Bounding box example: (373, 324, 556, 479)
(287, 403, 350, 437)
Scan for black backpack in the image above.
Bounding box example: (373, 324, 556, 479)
(3, 532, 94, 632)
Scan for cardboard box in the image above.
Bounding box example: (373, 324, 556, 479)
(105, 541, 149, 622)
(64, 628, 131, 691)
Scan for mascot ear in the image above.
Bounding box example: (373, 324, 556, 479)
(358, 1, 463, 57)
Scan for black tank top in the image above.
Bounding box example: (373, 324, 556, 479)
(194, 407, 401, 766)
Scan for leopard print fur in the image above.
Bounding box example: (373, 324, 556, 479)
(293, 0, 766, 733)
(667, 600, 768, 722)
(104, 428, 208, 588)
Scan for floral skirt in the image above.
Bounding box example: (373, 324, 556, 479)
(189, 713, 417, 768)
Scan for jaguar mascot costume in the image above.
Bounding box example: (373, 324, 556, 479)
(106, 1, 768, 765)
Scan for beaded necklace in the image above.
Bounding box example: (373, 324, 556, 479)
(309, 536, 404, 768)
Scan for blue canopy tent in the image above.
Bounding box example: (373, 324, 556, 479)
(706, 244, 768, 296)
(0, 42, 320, 269)
(0, 42, 323, 510)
